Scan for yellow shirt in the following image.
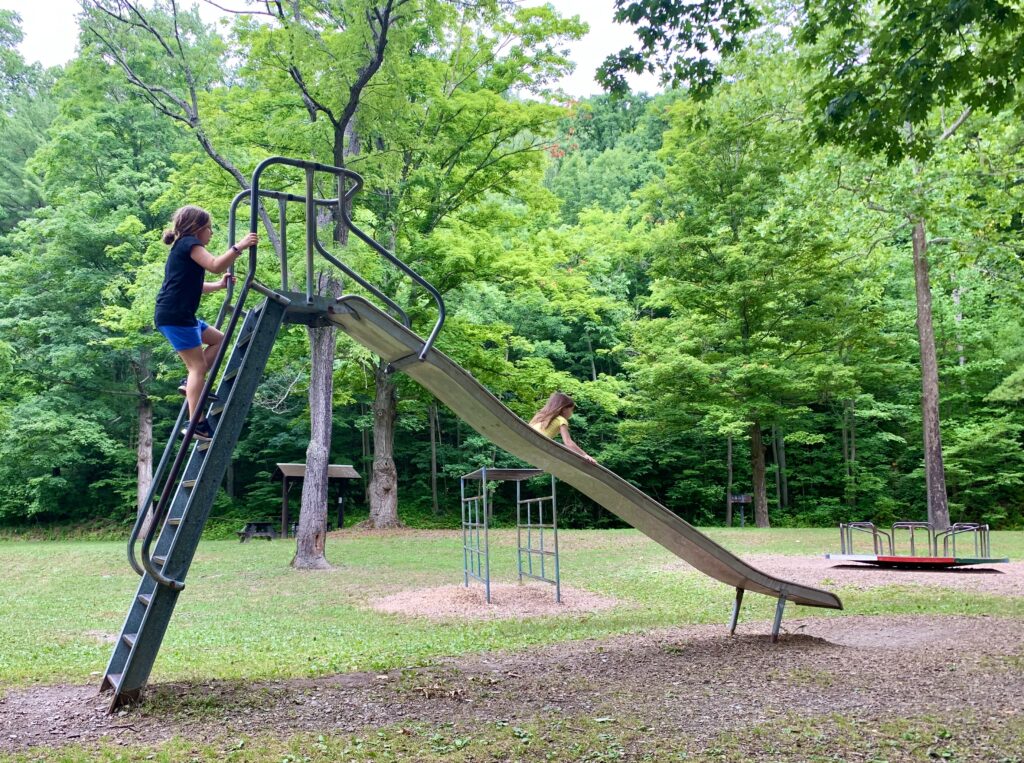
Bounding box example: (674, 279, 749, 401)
(531, 415, 568, 439)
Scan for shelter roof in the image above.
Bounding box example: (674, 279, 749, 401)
(272, 463, 360, 481)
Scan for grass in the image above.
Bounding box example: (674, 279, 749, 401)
(2, 712, 1022, 762)
(0, 528, 1021, 689)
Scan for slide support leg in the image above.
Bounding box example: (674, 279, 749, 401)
(771, 594, 787, 643)
(729, 587, 744, 635)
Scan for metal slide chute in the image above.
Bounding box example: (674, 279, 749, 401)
(326, 295, 843, 613)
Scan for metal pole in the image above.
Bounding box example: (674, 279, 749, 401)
(527, 492, 533, 577)
(539, 493, 546, 581)
(771, 595, 787, 643)
(729, 587, 744, 635)
(278, 196, 288, 291)
(304, 167, 315, 305)
(516, 479, 523, 583)
(461, 477, 468, 588)
(482, 467, 490, 603)
(551, 474, 560, 603)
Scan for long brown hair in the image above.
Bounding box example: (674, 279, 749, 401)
(162, 205, 211, 245)
(529, 392, 575, 429)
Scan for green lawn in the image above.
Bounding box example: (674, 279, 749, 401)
(1, 528, 1021, 688)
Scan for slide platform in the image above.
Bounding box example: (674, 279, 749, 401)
(327, 296, 842, 612)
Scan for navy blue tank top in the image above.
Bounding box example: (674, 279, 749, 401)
(154, 235, 205, 327)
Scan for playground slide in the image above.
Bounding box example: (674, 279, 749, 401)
(327, 295, 842, 611)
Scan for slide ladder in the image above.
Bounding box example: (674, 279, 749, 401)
(101, 297, 287, 710)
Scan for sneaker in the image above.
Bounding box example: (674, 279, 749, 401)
(180, 419, 214, 442)
(177, 379, 219, 402)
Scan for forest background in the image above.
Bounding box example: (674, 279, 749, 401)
(1, 0, 1022, 537)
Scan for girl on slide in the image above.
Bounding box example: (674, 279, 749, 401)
(528, 392, 597, 463)
(154, 205, 257, 441)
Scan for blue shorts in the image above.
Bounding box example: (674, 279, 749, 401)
(157, 319, 210, 352)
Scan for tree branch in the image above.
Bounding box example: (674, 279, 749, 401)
(940, 107, 972, 141)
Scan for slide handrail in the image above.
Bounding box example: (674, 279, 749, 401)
(249, 156, 446, 359)
(129, 159, 448, 586)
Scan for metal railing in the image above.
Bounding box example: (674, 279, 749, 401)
(837, 520, 992, 561)
(936, 522, 991, 557)
(838, 522, 894, 556)
(892, 521, 936, 557)
(249, 157, 446, 359)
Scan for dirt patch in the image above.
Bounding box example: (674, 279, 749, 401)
(664, 554, 1024, 597)
(82, 631, 119, 645)
(2, 614, 1022, 755)
(368, 582, 622, 620)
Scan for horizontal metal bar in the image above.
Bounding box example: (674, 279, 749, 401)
(519, 548, 558, 557)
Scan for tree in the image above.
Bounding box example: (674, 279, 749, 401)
(599, 0, 1024, 162)
(600, 0, 1024, 530)
(0, 11, 55, 241)
(286, 1, 584, 528)
(629, 46, 888, 526)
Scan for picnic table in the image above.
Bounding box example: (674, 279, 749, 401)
(237, 521, 279, 543)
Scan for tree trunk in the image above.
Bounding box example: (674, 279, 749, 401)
(585, 333, 598, 381)
(840, 403, 850, 479)
(771, 425, 781, 510)
(912, 220, 951, 530)
(361, 401, 371, 505)
(136, 395, 152, 514)
(750, 422, 770, 528)
(368, 361, 402, 528)
(725, 436, 733, 527)
(849, 399, 857, 508)
(133, 347, 154, 538)
(430, 403, 440, 515)
(292, 272, 341, 570)
(776, 425, 788, 509)
(952, 273, 965, 368)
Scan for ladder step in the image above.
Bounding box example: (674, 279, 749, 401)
(137, 593, 152, 608)
(167, 517, 181, 527)
(223, 369, 238, 383)
(153, 555, 166, 566)
(104, 672, 123, 690)
(122, 632, 137, 649)
(210, 404, 225, 417)
(197, 441, 211, 452)
(182, 480, 197, 489)
(236, 331, 254, 348)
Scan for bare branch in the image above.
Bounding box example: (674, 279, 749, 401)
(201, 0, 277, 16)
(940, 107, 973, 141)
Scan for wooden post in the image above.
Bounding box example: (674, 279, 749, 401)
(281, 477, 290, 538)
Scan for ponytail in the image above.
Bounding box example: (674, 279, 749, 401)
(164, 205, 211, 245)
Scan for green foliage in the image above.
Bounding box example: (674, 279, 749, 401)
(799, 0, 1024, 161)
(2, 1, 1024, 536)
(597, 0, 761, 96)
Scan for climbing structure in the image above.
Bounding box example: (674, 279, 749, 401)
(102, 157, 842, 711)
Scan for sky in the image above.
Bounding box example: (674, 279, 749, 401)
(0, 0, 661, 98)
